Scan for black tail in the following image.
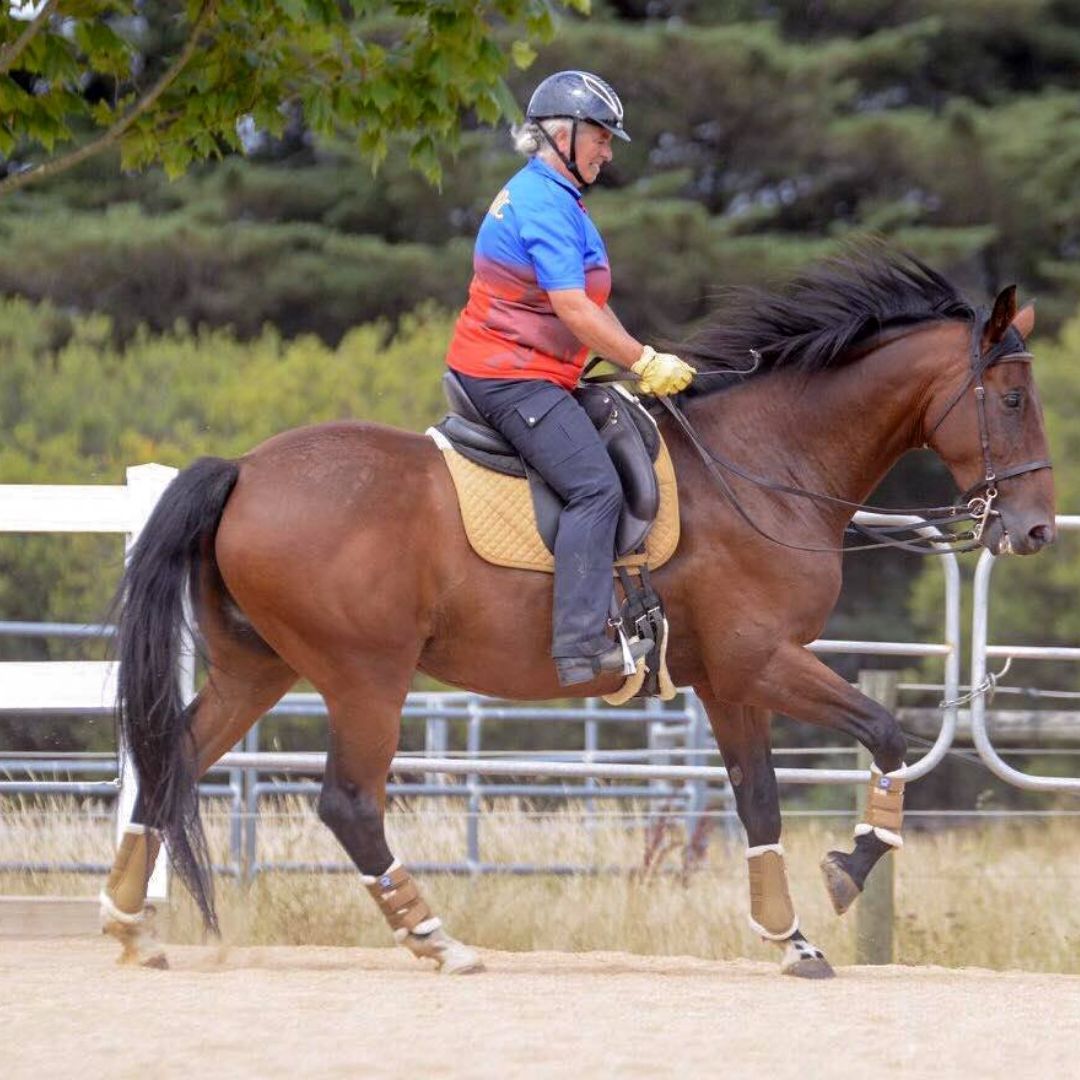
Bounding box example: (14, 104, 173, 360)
(115, 456, 240, 932)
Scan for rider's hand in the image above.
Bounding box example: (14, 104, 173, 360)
(631, 346, 696, 396)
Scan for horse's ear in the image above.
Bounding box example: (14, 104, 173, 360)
(984, 285, 1018, 347)
(1011, 301, 1036, 341)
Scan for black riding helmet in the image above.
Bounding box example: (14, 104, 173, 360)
(525, 70, 629, 186)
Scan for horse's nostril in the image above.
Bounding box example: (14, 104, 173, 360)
(1028, 523, 1054, 547)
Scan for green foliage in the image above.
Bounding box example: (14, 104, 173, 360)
(0, 296, 457, 641)
(0, 199, 473, 342)
(7, 4, 1079, 344)
(0, 0, 583, 191)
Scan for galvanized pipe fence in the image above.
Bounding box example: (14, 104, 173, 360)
(2, 475, 1080, 903)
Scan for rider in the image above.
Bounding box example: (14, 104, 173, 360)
(445, 70, 695, 686)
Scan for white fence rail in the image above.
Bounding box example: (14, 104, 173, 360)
(0, 465, 180, 898)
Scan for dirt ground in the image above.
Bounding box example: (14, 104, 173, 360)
(4, 940, 1079, 1079)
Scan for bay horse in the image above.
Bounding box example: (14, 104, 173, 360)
(101, 249, 1054, 978)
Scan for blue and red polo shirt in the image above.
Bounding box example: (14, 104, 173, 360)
(445, 156, 612, 390)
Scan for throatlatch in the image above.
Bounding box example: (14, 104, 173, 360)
(746, 843, 798, 940)
(854, 765, 906, 848)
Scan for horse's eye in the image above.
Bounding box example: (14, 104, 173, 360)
(1003, 390, 1024, 409)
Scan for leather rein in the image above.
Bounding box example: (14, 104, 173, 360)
(589, 318, 1052, 556)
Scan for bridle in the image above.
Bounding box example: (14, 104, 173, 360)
(593, 315, 1052, 555)
(919, 315, 1051, 546)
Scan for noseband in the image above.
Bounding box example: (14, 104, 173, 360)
(922, 317, 1052, 543)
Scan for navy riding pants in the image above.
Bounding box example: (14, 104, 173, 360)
(455, 373, 622, 659)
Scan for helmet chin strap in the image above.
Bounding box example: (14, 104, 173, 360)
(537, 119, 589, 188)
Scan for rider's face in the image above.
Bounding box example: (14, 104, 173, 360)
(556, 123, 614, 186)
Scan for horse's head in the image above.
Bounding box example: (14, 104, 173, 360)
(924, 286, 1055, 556)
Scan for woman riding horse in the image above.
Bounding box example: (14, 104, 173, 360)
(100, 247, 1054, 979)
(446, 69, 693, 686)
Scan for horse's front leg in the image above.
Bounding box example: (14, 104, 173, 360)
(695, 689, 834, 979)
(746, 645, 908, 918)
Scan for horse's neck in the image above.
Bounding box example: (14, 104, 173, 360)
(685, 323, 962, 518)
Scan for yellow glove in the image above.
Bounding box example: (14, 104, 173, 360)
(630, 346, 695, 396)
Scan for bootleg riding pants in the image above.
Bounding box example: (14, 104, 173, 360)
(455, 373, 622, 659)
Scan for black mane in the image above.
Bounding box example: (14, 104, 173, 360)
(678, 242, 976, 395)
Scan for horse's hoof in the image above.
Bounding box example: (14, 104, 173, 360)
(782, 955, 836, 979)
(820, 852, 861, 915)
(101, 900, 169, 968)
(107, 928, 169, 969)
(439, 942, 485, 976)
(779, 937, 835, 979)
(400, 927, 484, 975)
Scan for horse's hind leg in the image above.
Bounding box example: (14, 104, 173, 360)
(696, 689, 834, 979)
(314, 671, 482, 975)
(101, 635, 296, 966)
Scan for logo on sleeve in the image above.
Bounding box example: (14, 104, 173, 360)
(488, 188, 511, 221)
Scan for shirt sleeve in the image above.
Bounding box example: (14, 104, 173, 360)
(517, 193, 587, 292)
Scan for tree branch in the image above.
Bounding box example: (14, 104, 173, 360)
(0, 0, 59, 78)
(0, 0, 218, 197)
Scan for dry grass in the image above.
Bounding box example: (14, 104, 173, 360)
(2, 795, 1078, 973)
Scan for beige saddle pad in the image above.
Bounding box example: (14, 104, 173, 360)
(431, 435, 680, 573)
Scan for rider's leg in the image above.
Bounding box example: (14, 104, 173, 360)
(454, 375, 647, 684)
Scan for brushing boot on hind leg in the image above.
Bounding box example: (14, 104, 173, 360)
(317, 742, 483, 975)
(100, 816, 168, 968)
(821, 764, 906, 916)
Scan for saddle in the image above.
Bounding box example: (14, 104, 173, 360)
(434, 371, 664, 557)
(428, 372, 680, 703)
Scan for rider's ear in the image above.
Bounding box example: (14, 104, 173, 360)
(983, 285, 1018, 348)
(1011, 301, 1036, 341)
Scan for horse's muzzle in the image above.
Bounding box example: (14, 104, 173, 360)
(984, 514, 1056, 556)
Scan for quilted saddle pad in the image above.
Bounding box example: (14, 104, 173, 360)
(434, 437, 680, 574)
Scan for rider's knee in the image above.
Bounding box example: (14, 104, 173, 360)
(585, 460, 623, 510)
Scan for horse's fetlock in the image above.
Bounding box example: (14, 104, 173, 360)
(101, 895, 168, 968)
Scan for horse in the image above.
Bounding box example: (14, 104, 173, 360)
(100, 248, 1054, 978)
